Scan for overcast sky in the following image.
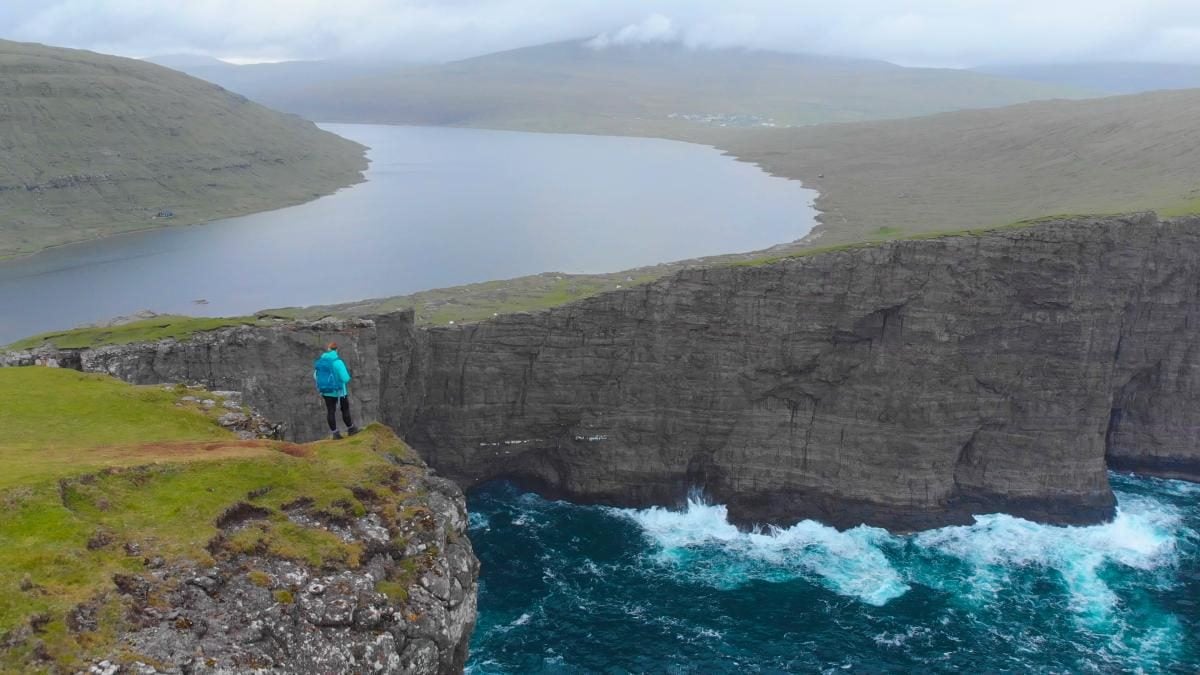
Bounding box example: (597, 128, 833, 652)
(2, 1, 1200, 67)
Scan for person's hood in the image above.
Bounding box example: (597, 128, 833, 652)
(320, 350, 339, 360)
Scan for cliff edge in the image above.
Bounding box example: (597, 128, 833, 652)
(8, 213, 1200, 531)
(0, 368, 477, 674)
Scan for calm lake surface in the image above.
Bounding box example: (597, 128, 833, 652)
(0, 124, 817, 344)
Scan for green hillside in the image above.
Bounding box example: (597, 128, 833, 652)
(708, 88, 1200, 244)
(0, 40, 367, 258)
(210, 41, 1093, 134)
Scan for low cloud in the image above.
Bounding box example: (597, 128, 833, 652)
(587, 14, 677, 50)
(3, 1, 1200, 66)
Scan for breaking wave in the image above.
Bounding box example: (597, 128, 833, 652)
(619, 497, 909, 606)
(619, 487, 1184, 618)
(467, 474, 1200, 673)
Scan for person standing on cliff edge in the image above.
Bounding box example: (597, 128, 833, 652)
(314, 342, 359, 439)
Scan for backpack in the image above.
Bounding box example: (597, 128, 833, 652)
(314, 357, 341, 394)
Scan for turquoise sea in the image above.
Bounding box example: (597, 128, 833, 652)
(466, 473, 1199, 673)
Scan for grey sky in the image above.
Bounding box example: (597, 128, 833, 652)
(2, 1, 1200, 67)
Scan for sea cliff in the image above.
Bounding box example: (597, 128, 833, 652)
(9, 213, 1200, 530)
(0, 369, 477, 674)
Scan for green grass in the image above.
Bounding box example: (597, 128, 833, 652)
(0, 369, 243, 488)
(222, 519, 363, 569)
(375, 553, 426, 604)
(6, 315, 263, 351)
(1159, 197, 1200, 218)
(728, 212, 1129, 268)
(0, 367, 426, 672)
(265, 271, 664, 326)
(713, 88, 1200, 245)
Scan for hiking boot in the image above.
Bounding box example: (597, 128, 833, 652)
(347, 425, 360, 437)
(330, 430, 343, 440)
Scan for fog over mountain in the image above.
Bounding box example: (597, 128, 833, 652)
(3, 1, 1200, 67)
(195, 40, 1090, 134)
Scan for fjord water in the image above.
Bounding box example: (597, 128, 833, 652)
(0, 124, 816, 344)
(466, 473, 1199, 673)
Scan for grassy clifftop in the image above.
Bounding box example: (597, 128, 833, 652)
(6, 315, 265, 351)
(0, 368, 431, 672)
(0, 40, 367, 258)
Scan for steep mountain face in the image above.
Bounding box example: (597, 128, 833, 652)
(10, 215, 1200, 531)
(0, 40, 366, 257)
(162, 40, 1093, 134)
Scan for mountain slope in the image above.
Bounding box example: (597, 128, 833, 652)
(710, 88, 1200, 244)
(0, 40, 367, 258)
(973, 62, 1200, 95)
(176, 40, 1095, 134)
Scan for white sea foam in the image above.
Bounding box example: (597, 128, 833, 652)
(913, 493, 1182, 622)
(615, 488, 1188, 618)
(467, 511, 490, 530)
(617, 496, 910, 606)
(468, 478, 1196, 672)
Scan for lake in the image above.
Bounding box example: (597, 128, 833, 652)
(0, 124, 817, 345)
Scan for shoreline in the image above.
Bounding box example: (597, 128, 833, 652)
(0, 163, 368, 264)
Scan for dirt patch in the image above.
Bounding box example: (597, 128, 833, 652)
(350, 485, 380, 504)
(86, 529, 114, 551)
(215, 502, 271, 530)
(281, 496, 315, 512)
(277, 444, 310, 458)
(72, 440, 280, 468)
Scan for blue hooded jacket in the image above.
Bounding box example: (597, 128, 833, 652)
(314, 349, 351, 397)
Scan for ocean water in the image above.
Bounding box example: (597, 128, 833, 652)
(466, 474, 1199, 673)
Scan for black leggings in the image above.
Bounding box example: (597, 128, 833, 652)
(323, 396, 353, 431)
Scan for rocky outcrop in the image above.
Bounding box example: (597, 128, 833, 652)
(102, 471, 478, 675)
(10, 214, 1200, 530)
(62, 435, 479, 675)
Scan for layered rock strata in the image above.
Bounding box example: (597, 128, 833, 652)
(10, 213, 1200, 530)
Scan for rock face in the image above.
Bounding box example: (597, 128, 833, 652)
(11, 214, 1200, 530)
(77, 444, 479, 675)
(117, 473, 477, 674)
